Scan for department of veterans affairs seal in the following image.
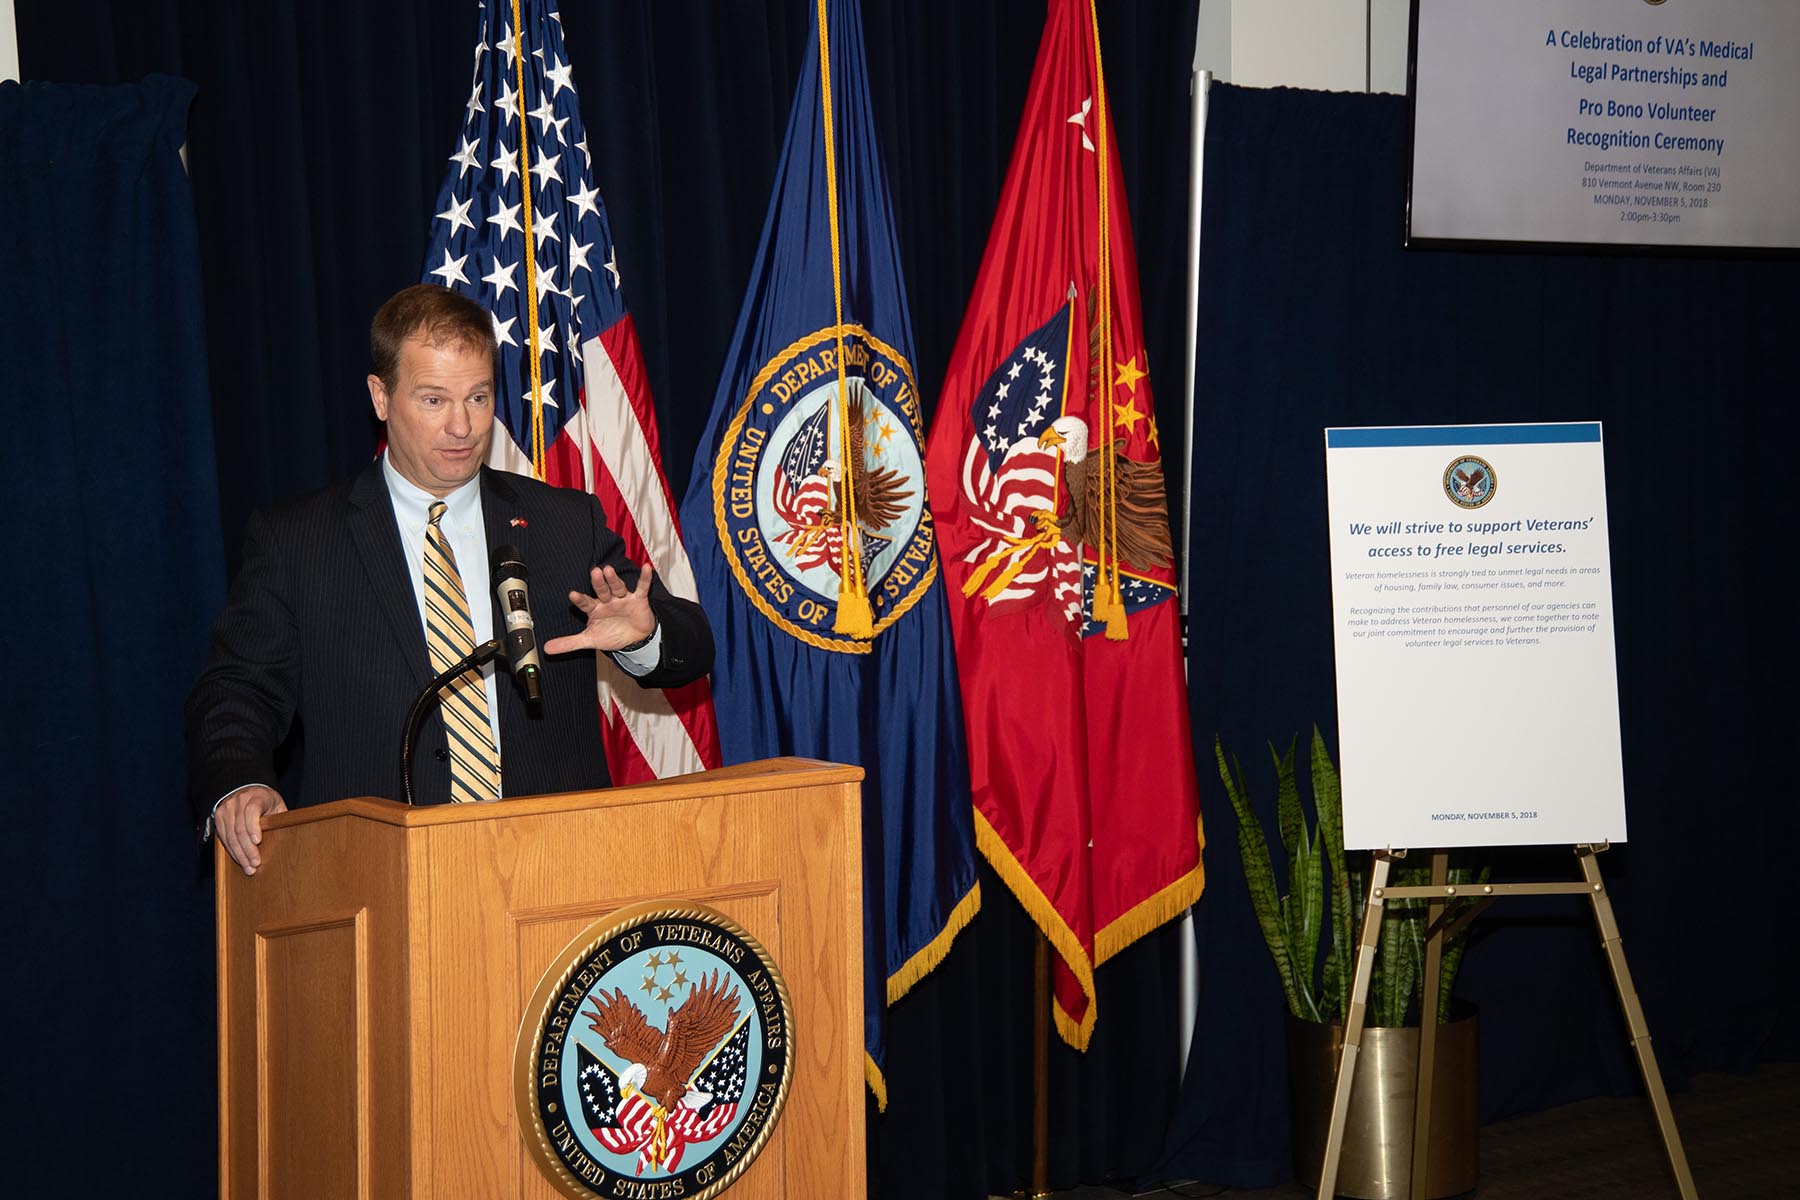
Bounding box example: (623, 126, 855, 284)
(515, 903, 795, 1200)
(1443, 455, 1497, 509)
(712, 325, 937, 652)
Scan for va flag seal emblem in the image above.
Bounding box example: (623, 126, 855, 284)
(1443, 455, 1497, 509)
(955, 303, 1177, 633)
(515, 902, 795, 1199)
(712, 325, 937, 652)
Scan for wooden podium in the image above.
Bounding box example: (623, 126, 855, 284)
(215, 757, 865, 1199)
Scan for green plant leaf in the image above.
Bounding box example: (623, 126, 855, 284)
(1378, 865, 1428, 1027)
(1403, 899, 1427, 1026)
(1296, 823, 1324, 1015)
(1322, 930, 1342, 1026)
(1224, 733, 1493, 1030)
(1280, 892, 1321, 1022)
(1271, 737, 1323, 1020)
(1311, 728, 1352, 1024)
(1216, 736, 1304, 1019)
(1347, 856, 1371, 1024)
(1273, 736, 1303, 866)
(1372, 910, 1393, 1027)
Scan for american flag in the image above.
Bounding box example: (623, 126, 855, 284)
(575, 1021, 749, 1176)
(768, 402, 888, 578)
(780, 402, 832, 486)
(1076, 561, 1173, 637)
(971, 304, 1070, 467)
(768, 404, 838, 572)
(680, 1015, 750, 1125)
(576, 1042, 625, 1130)
(955, 306, 1084, 618)
(421, 0, 720, 782)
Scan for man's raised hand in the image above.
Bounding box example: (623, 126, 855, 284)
(543, 564, 658, 655)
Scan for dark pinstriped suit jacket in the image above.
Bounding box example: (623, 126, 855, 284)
(185, 462, 712, 816)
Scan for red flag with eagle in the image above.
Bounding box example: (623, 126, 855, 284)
(422, 0, 721, 782)
(924, 0, 1203, 1048)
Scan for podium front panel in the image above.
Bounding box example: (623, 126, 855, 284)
(218, 761, 863, 1200)
(217, 817, 412, 1200)
(422, 780, 857, 1198)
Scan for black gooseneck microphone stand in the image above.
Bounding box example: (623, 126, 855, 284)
(399, 638, 502, 806)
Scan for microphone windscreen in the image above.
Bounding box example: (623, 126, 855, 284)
(491, 543, 528, 584)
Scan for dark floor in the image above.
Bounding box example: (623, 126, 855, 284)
(1007, 1062, 1800, 1200)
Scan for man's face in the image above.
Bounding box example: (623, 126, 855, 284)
(367, 334, 495, 496)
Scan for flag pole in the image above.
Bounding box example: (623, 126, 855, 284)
(1175, 52, 1214, 1084)
(1178, 87, 1211, 604)
(507, 0, 548, 479)
(1030, 931, 1053, 1199)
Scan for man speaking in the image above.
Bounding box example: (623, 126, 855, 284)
(187, 285, 713, 874)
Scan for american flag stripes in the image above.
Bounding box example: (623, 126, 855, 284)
(421, 0, 720, 782)
(576, 1023, 749, 1177)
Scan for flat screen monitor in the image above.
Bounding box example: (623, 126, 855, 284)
(1407, 0, 1800, 256)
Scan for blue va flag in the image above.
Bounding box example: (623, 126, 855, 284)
(677, 0, 980, 1106)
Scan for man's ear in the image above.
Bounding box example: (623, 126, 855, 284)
(367, 374, 390, 422)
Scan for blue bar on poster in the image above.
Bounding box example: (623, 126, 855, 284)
(1326, 423, 1601, 449)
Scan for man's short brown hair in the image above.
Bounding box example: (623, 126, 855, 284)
(370, 284, 498, 390)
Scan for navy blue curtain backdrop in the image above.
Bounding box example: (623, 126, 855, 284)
(0, 75, 222, 1194)
(15, 4, 1202, 1197)
(15, 1, 1198, 578)
(1161, 82, 1800, 1188)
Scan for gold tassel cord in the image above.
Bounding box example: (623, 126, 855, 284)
(1058, 277, 1077, 503)
(1086, 0, 1127, 640)
(510, 0, 546, 479)
(651, 1106, 669, 1168)
(816, 0, 873, 637)
(961, 524, 1064, 602)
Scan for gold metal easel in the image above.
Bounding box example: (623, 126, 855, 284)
(1315, 843, 1699, 1200)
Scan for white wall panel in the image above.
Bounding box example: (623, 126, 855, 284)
(1233, 0, 1368, 92)
(1194, 1, 1410, 95)
(3, 0, 20, 83)
(1370, 0, 1410, 94)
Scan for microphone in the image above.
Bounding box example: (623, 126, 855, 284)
(490, 544, 543, 704)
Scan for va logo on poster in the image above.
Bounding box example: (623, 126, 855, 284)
(1443, 455, 1497, 508)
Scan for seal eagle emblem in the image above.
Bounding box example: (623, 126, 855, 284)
(711, 325, 936, 652)
(955, 302, 1175, 632)
(515, 902, 795, 1199)
(1443, 454, 1497, 509)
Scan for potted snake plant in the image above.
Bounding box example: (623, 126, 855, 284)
(1217, 728, 1485, 1200)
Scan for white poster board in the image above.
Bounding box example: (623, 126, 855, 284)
(1409, 0, 1800, 253)
(1325, 423, 1627, 850)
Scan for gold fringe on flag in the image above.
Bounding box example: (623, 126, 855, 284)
(974, 808, 1100, 1050)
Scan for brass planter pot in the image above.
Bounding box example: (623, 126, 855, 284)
(1285, 1011, 1479, 1200)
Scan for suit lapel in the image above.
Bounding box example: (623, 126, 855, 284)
(480, 466, 529, 575)
(482, 467, 531, 767)
(348, 459, 433, 689)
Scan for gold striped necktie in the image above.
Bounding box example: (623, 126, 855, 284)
(424, 501, 501, 802)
